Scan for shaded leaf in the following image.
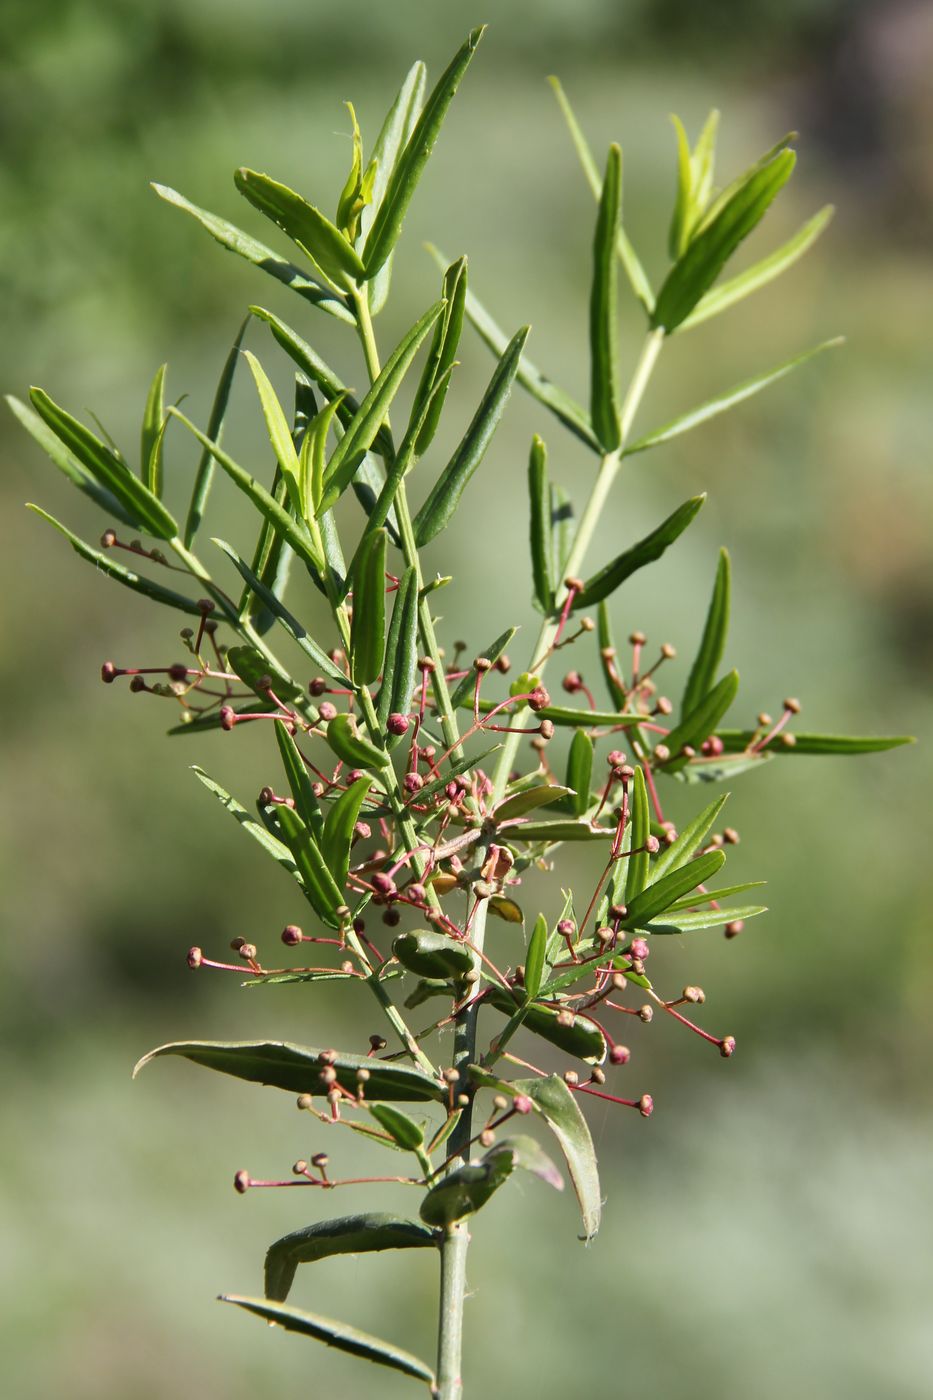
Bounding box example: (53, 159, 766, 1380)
(265, 1214, 436, 1304)
(324, 713, 391, 771)
(574, 495, 705, 608)
(377, 568, 419, 741)
(275, 723, 324, 840)
(8, 395, 135, 526)
(152, 183, 354, 320)
(141, 363, 167, 497)
(276, 805, 345, 927)
(192, 765, 298, 880)
(413, 326, 529, 544)
(623, 849, 726, 928)
(646, 902, 766, 933)
(596, 602, 627, 710)
(393, 930, 475, 980)
(363, 29, 484, 278)
(524, 914, 548, 1000)
(221, 1295, 435, 1385)
(508, 818, 615, 843)
(369, 1104, 426, 1154)
(486, 987, 606, 1063)
(566, 731, 594, 817)
(350, 528, 387, 686)
(589, 143, 622, 450)
(449, 627, 518, 709)
(321, 777, 373, 890)
(528, 434, 554, 614)
(681, 549, 730, 718)
(625, 765, 650, 902)
(227, 644, 302, 701)
(244, 352, 303, 513)
(185, 318, 248, 546)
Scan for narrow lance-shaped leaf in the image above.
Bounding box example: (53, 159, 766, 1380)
(668, 115, 694, 261)
(249, 306, 393, 458)
(652, 148, 797, 332)
(185, 318, 248, 546)
(551, 482, 575, 578)
(151, 183, 355, 322)
(449, 626, 518, 709)
(364, 60, 427, 314)
(413, 325, 529, 545)
(321, 776, 372, 890)
(528, 434, 554, 614)
(363, 28, 484, 278)
(493, 785, 574, 825)
(245, 351, 303, 513)
(368, 1104, 424, 1153)
(191, 765, 299, 881)
(212, 538, 348, 686)
(682, 549, 730, 718)
(300, 393, 345, 518)
(350, 527, 387, 686)
(409, 255, 467, 456)
(7, 395, 135, 526)
(141, 363, 167, 497)
(171, 409, 323, 576)
(623, 849, 727, 928)
(427, 243, 600, 452)
(590, 144, 622, 451)
(574, 494, 705, 609)
(29, 388, 178, 540)
(234, 168, 365, 290)
(276, 805, 345, 927)
(265, 1214, 436, 1305)
(625, 765, 651, 902)
(221, 1295, 436, 1385)
(325, 713, 391, 771)
(680, 205, 835, 332)
(524, 914, 548, 1000)
(322, 301, 444, 511)
(547, 77, 654, 312)
(650, 902, 767, 934)
(377, 567, 419, 739)
(485, 988, 606, 1064)
(26, 506, 201, 615)
(226, 644, 301, 701)
(650, 792, 728, 883)
(625, 340, 843, 457)
(275, 722, 324, 840)
(532, 705, 645, 731)
(566, 731, 594, 817)
(597, 602, 627, 710)
(662, 670, 740, 767)
(714, 731, 915, 757)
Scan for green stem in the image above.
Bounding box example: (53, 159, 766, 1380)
(435, 1223, 469, 1400)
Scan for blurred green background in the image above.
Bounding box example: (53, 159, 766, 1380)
(2, 1, 932, 1396)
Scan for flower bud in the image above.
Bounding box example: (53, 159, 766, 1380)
(318, 701, 337, 722)
(186, 946, 203, 969)
(513, 1095, 533, 1115)
(100, 661, 118, 683)
(638, 1094, 654, 1118)
(387, 712, 410, 736)
(720, 1035, 736, 1058)
(233, 1170, 251, 1194)
(609, 1044, 631, 1065)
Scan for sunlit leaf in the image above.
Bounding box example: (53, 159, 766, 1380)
(350, 527, 387, 686)
(321, 777, 373, 890)
(681, 549, 731, 718)
(140, 363, 167, 497)
(363, 60, 427, 314)
(234, 168, 365, 289)
(589, 143, 622, 451)
(623, 849, 726, 928)
(625, 765, 650, 902)
(714, 730, 915, 756)
(574, 495, 705, 608)
(265, 1214, 436, 1304)
(185, 318, 248, 546)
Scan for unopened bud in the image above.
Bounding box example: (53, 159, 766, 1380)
(653, 744, 670, 764)
(309, 677, 327, 696)
(318, 701, 337, 722)
(660, 643, 676, 659)
(638, 1005, 654, 1023)
(479, 1128, 495, 1147)
(724, 919, 745, 940)
(638, 1094, 654, 1118)
(591, 1067, 606, 1085)
(538, 719, 555, 740)
(495, 654, 512, 673)
(784, 697, 801, 714)
(281, 924, 302, 946)
(292, 1159, 308, 1175)
(514, 1095, 533, 1115)
(557, 918, 576, 938)
(407, 883, 426, 904)
(311, 1152, 329, 1169)
(683, 985, 705, 1004)
(369, 1035, 387, 1052)
(656, 696, 673, 715)
(234, 1169, 251, 1193)
(442, 1068, 460, 1084)
(610, 1044, 631, 1065)
(186, 946, 203, 969)
(101, 661, 117, 683)
(318, 1049, 338, 1065)
(493, 1095, 509, 1111)
(629, 630, 646, 646)
(563, 1070, 579, 1087)
(404, 772, 424, 793)
(387, 712, 410, 736)
(220, 705, 236, 730)
(645, 835, 660, 854)
(129, 675, 146, 693)
(528, 685, 551, 712)
(296, 1094, 313, 1111)
(556, 1010, 575, 1029)
(356, 1067, 371, 1083)
(780, 732, 797, 748)
(720, 1035, 736, 1058)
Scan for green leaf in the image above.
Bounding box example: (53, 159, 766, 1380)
(472, 1071, 600, 1241)
(505, 818, 614, 844)
(26, 506, 200, 615)
(249, 306, 393, 459)
(377, 568, 419, 740)
(647, 902, 766, 933)
(524, 914, 548, 1000)
(547, 77, 654, 312)
(428, 243, 600, 452)
(350, 528, 387, 686)
(335, 102, 372, 242)
(221, 1295, 435, 1385)
(652, 148, 797, 332)
(152, 184, 355, 322)
(673, 751, 774, 785)
(666, 880, 766, 911)
(234, 168, 365, 289)
(191, 765, 299, 880)
(623, 849, 726, 928)
(322, 301, 444, 511)
(528, 434, 554, 614)
(185, 318, 248, 547)
(420, 1157, 512, 1229)
(486, 1134, 564, 1191)
(265, 1214, 436, 1304)
(533, 706, 644, 730)
(364, 61, 427, 314)
(714, 730, 915, 757)
(575, 494, 705, 608)
(212, 538, 347, 685)
(410, 256, 467, 456)
(493, 785, 574, 825)
(681, 549, 731, 718)
(275, 723, 324, 840)
(680, 205, 834, 332)
(625, 765, 650, 902)
(650, 793, 728, 883)
(324, 713, 391, 771)
(321, 777, 372, 890)
(393, 931, 475, 980)
(486, 987, 606, 1063)
(141, 363, 167, 497)
(589, 144, 622, 451)
(449, 627, 518, 709)
(276, 805, 345, 927)
(667, 111, 720, 259)
(227, 644, 301, 701)
(8, 395, 135, 526)
(566, 731, 594, 817)
(244, 351, 303, 513)
(662, 670, 739, 765)
(413, 326, 529, 545)
(596, 602, 627, 710)
(369, 1105, 426, 1154)
(173, 411, 323, 574)
(363, 28, 484, 279)
(626, 340, 843, 457)
(300, 395, 345, 518)
(137, 1039, 445, 1102)
(29, 388, 178, 540)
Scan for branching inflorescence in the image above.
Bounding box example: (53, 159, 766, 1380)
(12, 29, 912, 1400)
